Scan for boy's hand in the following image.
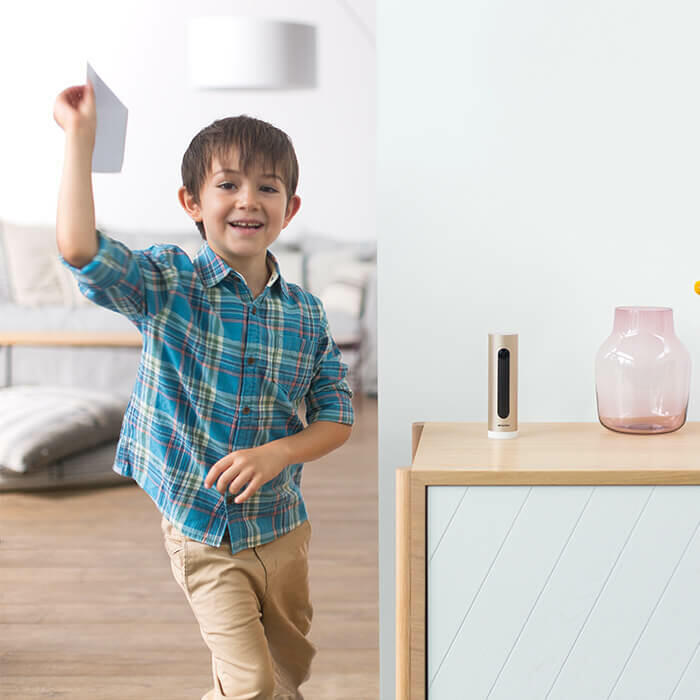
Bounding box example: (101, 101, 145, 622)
(53, 81, 97, 146)
(204, 443, 289, 504)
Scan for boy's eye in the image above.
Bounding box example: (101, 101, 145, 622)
(219, 182, 278, 194)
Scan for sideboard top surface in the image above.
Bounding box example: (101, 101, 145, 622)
(408, 422, 700, 485)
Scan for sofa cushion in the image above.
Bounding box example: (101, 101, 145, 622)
(1, 220, 66, 307)
(0, 385, 128, 474)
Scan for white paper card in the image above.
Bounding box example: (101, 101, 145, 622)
(87, 62, 128, 173)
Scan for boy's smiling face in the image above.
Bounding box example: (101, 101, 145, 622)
(178, 147, 301, 279)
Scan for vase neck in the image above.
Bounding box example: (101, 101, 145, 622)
(613, 306, 674, 335)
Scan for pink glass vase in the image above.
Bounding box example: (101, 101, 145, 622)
(595, 306, 691, 434)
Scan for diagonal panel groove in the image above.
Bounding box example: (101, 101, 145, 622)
(669, 638, 700, 699)
(544, 486, 656, 699)
(430, 487, 532, 689)
(429, 487, 469, 562)
(606, 514, 700, 699)
(485, 486, 597, 699)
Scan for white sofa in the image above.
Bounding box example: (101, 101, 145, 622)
(0, 219, 377, 398)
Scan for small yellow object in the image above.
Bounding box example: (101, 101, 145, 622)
(695, 281, 700, 295)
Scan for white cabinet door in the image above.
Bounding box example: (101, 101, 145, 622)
(427, 485, 700, 700)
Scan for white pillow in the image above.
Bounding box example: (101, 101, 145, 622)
(2, 220, 66, 307)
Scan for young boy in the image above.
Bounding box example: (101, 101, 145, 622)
(53, 79, 354, 699)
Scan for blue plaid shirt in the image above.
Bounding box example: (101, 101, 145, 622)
(59, 230, 354, 554)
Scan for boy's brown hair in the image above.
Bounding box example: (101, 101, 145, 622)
(180, 115, 299, 240)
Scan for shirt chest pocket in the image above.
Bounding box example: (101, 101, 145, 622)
(264, 335, 316, 402)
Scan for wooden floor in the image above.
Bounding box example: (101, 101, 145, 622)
(0, 396, 379, 700)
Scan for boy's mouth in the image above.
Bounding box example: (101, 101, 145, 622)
(229, 220, 263, 230)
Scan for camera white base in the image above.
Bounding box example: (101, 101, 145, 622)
(488, 430, 519, 439)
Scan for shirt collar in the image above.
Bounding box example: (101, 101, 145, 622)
(194, 243, 290, 300)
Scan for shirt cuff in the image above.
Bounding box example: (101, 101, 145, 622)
(306, 391, 355, 426)
(58, 230, 124, 288)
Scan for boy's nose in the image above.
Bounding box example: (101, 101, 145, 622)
(236, 185, 259, 208)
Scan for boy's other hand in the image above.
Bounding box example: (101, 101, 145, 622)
(53, 81, 97, 145)
(204, 443, 288, 504)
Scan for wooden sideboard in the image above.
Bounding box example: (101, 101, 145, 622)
(396, 422, 700, 700)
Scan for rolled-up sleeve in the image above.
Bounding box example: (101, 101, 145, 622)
(58, 229, 170, 325)
(305, 303, 355, 426)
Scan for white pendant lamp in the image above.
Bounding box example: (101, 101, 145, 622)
(187, 17, 317, 89)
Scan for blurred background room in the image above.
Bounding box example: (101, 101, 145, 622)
(0, 2, 378, 698)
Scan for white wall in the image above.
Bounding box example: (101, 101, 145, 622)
(1, 0, 375, 244)
(378, 1, 700, 698)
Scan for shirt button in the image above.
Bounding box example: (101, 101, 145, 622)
(247, 357, 255, 365)
(242, 406, 250, 415)
(251, 307, 257, 315)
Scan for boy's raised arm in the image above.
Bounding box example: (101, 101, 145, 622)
(54, 81, 99, 268)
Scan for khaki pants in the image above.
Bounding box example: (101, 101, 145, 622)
(161, 514, 316, 699)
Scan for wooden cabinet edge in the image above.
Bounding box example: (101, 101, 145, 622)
(396, 468, 411, 699)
